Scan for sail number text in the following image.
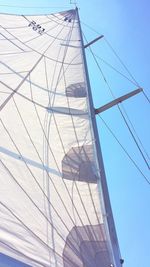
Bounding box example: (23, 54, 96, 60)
(28, 21, 45, 35)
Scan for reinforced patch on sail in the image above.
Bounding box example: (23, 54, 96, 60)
(62, 145, 98, 183)
(66, 82, 87, 98)
(63, 224, 112, 267)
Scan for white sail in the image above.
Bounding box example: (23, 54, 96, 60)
(0, 9, 121, 267)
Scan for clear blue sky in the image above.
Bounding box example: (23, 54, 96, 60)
(0, 0, 149, 267)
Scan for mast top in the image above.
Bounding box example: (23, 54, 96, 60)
(70, 0, 78, 8)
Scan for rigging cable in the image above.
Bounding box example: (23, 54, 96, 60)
(142, 90, 150, 104)
(97, 115, 150, 185)
(120, 105, 150, 161)
(83, 33, 150, 171)
(86, 48, 150, 163)
(87, 52, 138, 87)
(81, 21, 150, 105)
(104, 38, 140, 87)
(104, 38, 150, 105)
(118, 105, 150, 169)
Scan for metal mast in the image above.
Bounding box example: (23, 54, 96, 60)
(76, 7, 123, 267)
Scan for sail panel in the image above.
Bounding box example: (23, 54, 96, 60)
(0, 9, 119, 267)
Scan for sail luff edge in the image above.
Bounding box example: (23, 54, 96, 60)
(76, 7, 122, 267)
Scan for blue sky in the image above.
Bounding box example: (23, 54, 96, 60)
(0, 0, 149, 266)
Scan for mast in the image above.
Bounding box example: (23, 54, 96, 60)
(76, 7, 122, 267)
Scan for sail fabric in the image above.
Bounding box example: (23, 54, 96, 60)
(0, 9, 118, 267)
